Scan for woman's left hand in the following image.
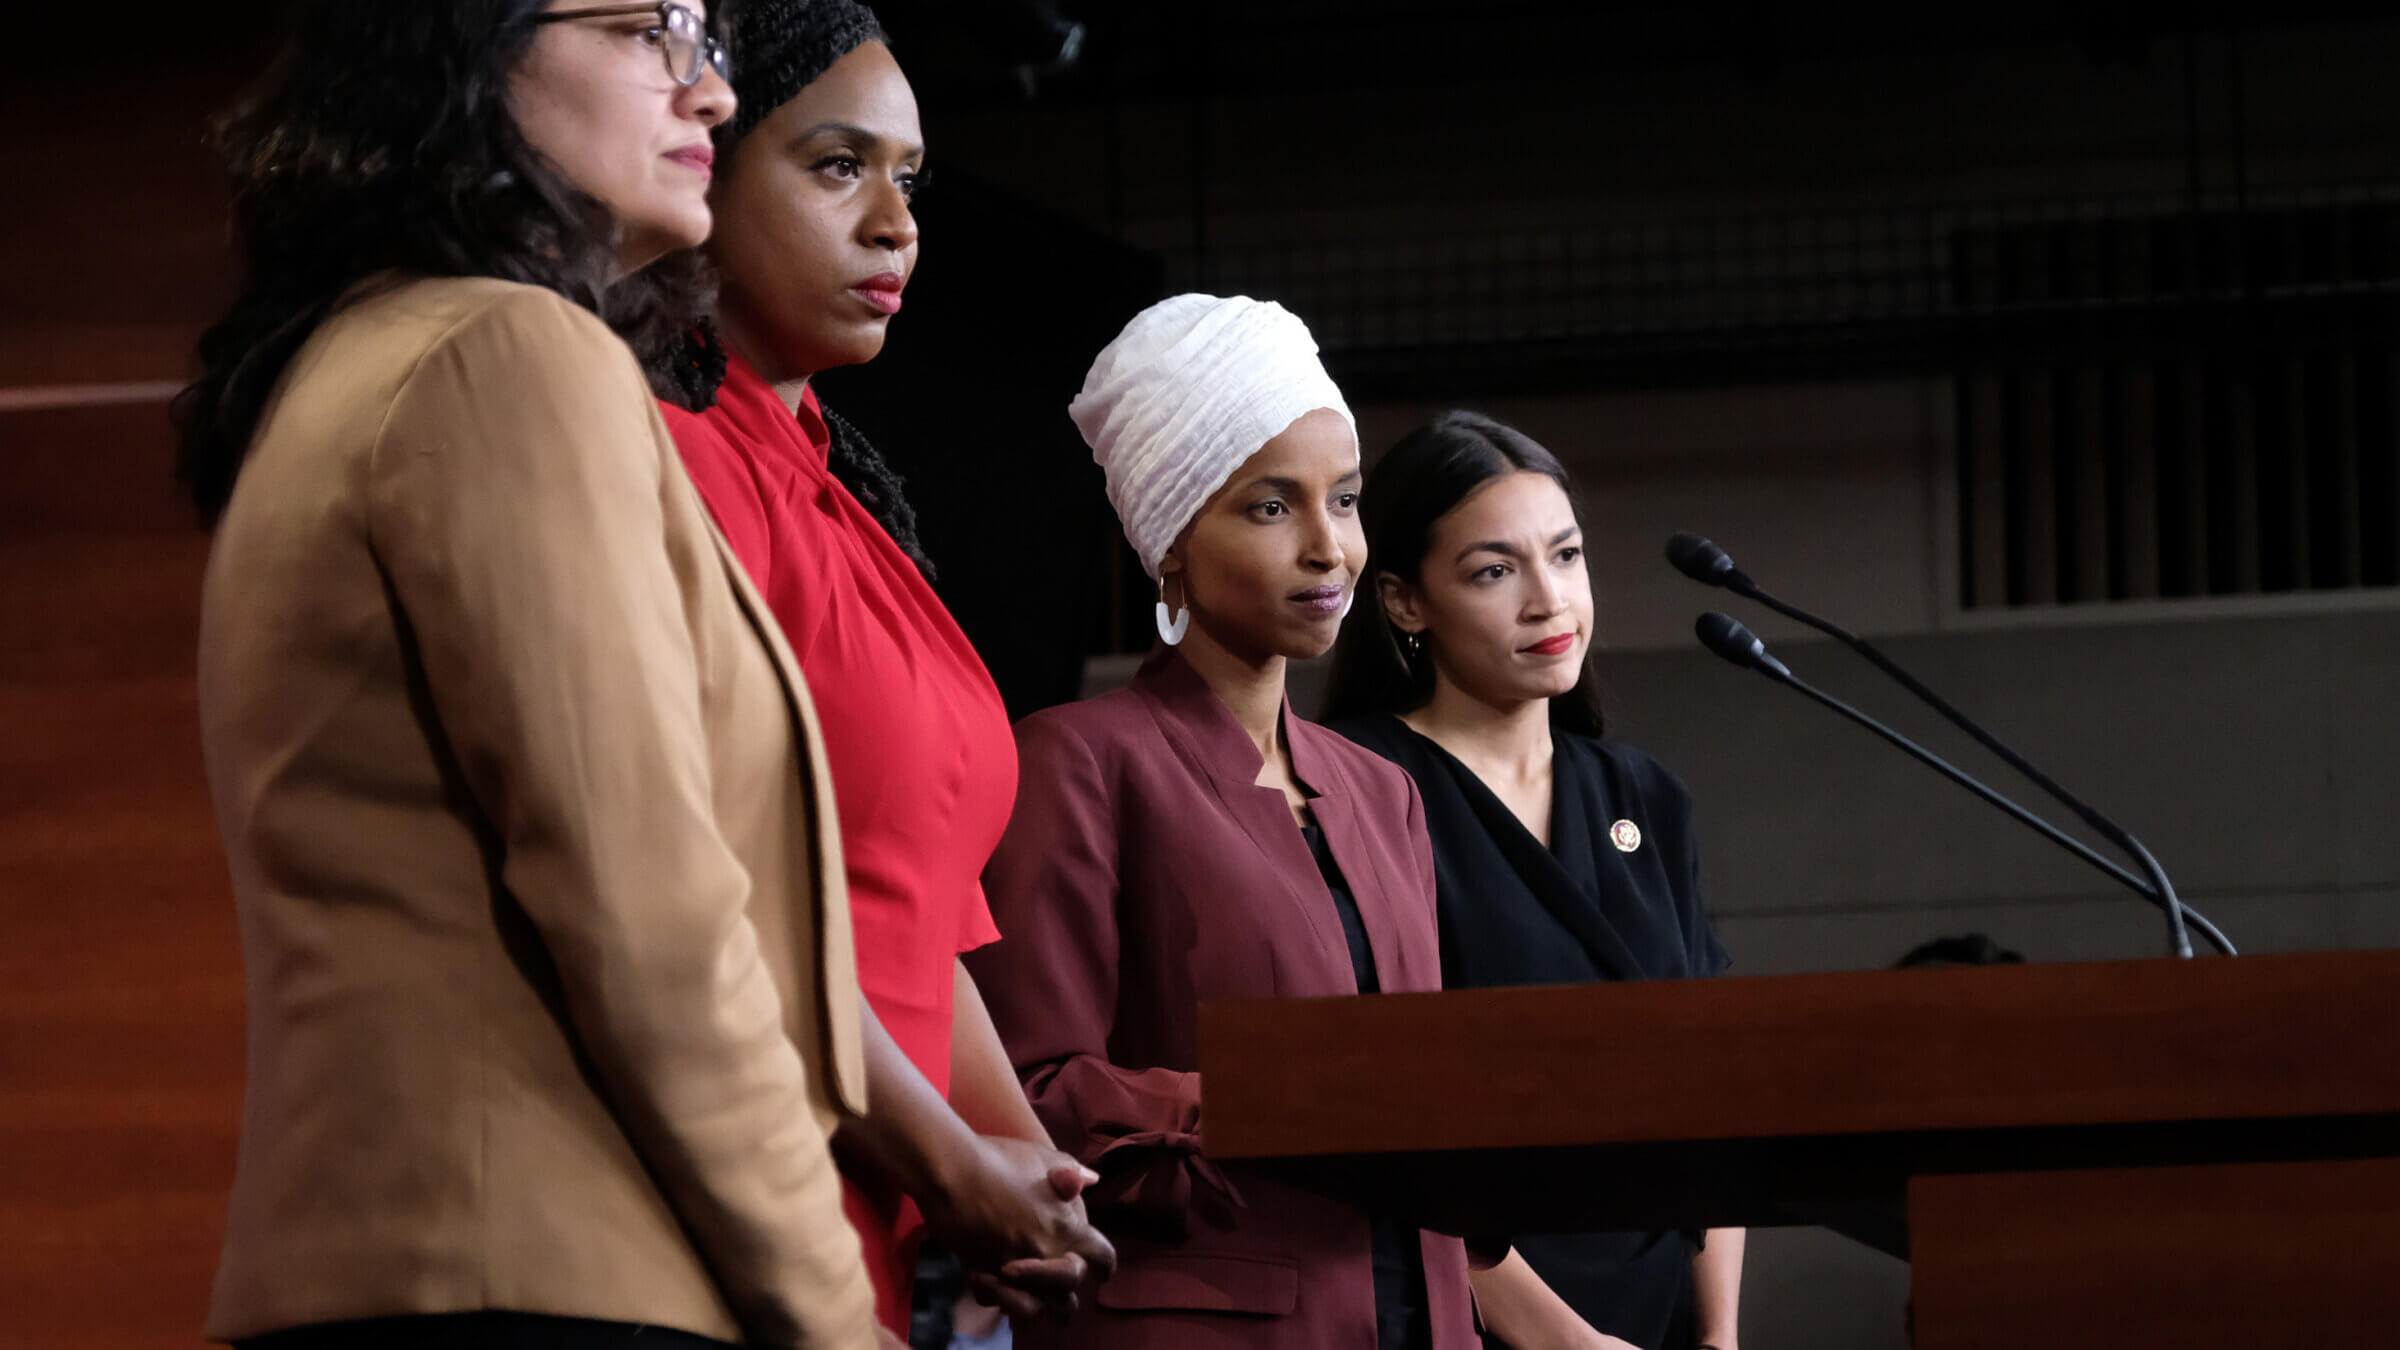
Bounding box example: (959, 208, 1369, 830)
(922, 1134, 1117, 1318)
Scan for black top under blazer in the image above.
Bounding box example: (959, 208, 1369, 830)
(1334, 715, 1730, 1350)
(971, 654, 1479, 1350)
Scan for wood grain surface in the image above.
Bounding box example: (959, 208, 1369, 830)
(1197, 952, 2400, 1245)
(1199, 951, 2400, 1160)
(1911, 1157, 2400, 1349)
(2, 403, 240, 1350)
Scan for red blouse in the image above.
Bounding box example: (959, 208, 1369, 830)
(661, 353, 1013, 1330)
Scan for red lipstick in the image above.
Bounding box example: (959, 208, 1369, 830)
(1522, 633, 1576, 656)
(851, 272, 905, 316)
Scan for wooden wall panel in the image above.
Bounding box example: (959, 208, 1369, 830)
(1, 402, 240, 1349)
(1910, 1158, 2400, 1349)
(1, 49, 263, 390)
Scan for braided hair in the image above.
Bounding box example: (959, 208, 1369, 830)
(719, 0, 888, 149)
(824, 406, 934, 580)
(648, 0, 933, 578)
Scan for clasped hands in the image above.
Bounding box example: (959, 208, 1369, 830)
(920, 1133, 1118, 1321)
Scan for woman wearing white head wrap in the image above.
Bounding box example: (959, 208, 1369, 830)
(1070, 293, 1358, 585)
(965, 297, 1480, 1350)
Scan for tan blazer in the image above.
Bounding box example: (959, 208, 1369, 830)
(196, 276, 875, 1347)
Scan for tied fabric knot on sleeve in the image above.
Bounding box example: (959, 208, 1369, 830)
(969, 652, 1484, 1349)
(1083, 1101, 1250, 1239)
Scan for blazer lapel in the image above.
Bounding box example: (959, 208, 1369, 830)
(1302, 775, 1417, 994)
(1421, 733, 1648, 984)
(1560, 736, 1695, 980)
(1291, 720, 1437, 995)
(696, 504, 868, 1114)
(1130, 654, 1355, 993)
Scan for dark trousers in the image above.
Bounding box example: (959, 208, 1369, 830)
(237, 1311, 743, 1350)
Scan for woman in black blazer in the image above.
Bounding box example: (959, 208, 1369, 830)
(1324, 411, 1742, 1350)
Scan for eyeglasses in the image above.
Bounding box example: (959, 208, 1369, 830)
(532, 3, 732, 89)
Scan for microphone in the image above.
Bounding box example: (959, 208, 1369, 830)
(1672, 532, 2220, 958)
(1666, 532, 1753, 591)
(1694, 614, 2224, 953)
(1694, 611, 1790, 681)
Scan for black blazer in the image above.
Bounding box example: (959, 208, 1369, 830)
(1334, 715, 1730, 1350)
(1334, 716, 1727, 990)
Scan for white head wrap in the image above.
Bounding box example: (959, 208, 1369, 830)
(1069, 294, 1357, 579)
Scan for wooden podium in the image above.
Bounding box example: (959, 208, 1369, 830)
(1198, 950, 2400, 1348)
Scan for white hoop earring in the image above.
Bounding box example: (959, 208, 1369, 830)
(1155, 577, 1190, 647)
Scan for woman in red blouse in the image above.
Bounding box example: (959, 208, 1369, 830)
(654, 0, 1112, 1334)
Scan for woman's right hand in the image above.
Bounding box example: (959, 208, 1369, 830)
(923, 1134, 1118, 1319)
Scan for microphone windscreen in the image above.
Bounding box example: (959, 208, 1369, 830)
(1695, 611, 1760, 667)
(1666, 532, 1734, 585)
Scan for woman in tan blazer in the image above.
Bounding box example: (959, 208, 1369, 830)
(174, 4, 876, 1347)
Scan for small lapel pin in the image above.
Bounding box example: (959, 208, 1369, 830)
(1609, 819, 1642, 853)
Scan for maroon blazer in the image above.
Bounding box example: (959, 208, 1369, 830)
(969, 651, 1477, 1350)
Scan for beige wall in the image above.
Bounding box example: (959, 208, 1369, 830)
(1336, 382, 2400, 971)
(1354, 380, 1955, 653)
(1305, 384, 2400, 1350)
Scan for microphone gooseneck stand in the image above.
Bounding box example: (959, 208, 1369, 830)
(1670, 535, 2227, 956)
(1692, 614, 2228, 954)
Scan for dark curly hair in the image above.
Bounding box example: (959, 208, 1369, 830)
(604, 250, 728, 409)
(1320, 410, 1607, 736)
(173, 0, 723, 523)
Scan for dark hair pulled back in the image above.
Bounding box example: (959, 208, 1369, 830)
(1321, 410, 1606, 736)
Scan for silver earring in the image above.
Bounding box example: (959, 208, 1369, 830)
(1155, 577, 1190, 647)
(1402, 630, 1424, 656)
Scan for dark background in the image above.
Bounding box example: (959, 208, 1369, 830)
(5, 4, 2399, 1346)
(18, 2, 2399, 714)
